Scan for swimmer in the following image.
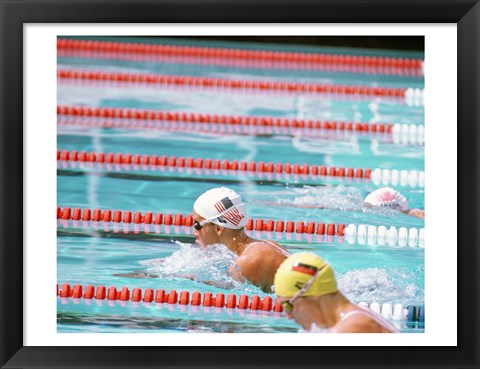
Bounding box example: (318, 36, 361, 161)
(274, 252, 399, 333)
(192, 187, 290, 293)
(256, 186, 424, 219)
(364, 187, 424, 219)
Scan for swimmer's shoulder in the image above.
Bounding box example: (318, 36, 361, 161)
(243, 239, 288, 255)
(241, 240, 290, 259)
(332, 312, 374, 333)
(334, 307, 399, 333)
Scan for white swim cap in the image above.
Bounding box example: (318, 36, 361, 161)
(364, 187, 409, 211)
(193, 187, 247, 229)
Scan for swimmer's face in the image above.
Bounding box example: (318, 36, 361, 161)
(192, 210, 220, 249)
(276, 297, 295, 320)
(277, 296, 318, 329)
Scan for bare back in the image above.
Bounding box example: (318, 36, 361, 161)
(235, 240, 290, 292)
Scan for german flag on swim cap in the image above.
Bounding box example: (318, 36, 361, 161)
(274, 252, 337, 298)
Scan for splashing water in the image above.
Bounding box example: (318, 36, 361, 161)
(277, 185, 365, 212)
(139, 241, 272, 294)
(259, 184, 411, 218)
(141, 241, 234, 278)
(139, 241, 259, 291)
(337, 267, 424, 305)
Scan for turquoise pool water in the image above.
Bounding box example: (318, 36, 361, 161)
(57, 36, 425, 333)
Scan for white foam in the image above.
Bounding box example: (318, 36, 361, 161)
(338, 267, 424, 305)
(144, 242, 241, 287)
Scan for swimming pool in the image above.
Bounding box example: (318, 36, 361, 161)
(57, 36, 425, 333)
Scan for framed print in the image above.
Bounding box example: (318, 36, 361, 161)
(1, 0, 478, 368)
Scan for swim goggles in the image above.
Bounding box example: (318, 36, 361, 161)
(280, 264, 326, 314)
(193, 216, 226, 231)
(193, 219, 209, 231)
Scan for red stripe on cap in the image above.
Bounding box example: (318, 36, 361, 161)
(226, 208, 243, 222)
(222, 210, 241, 226)
(292, 265, 317, 276)
(214, 202, 226, 213)
(213, 199, 243, 226)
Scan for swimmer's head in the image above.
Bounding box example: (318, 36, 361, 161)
(364, 187, 409, 211)
(274, 252, 337, 298)
(193, 187, 247, 229)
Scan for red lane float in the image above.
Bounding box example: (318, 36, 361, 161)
(56, 206, 346, 236)
(57, 283, 284, 312)
(58, 49, 423, 78)
(57, 104, 394, 134)
(57, 39, 423, 70)
(58, 117, 396, 142)
(57, 283, 424, 324)
(56, 149, 371, 180)
(58, 69, 407, 97)
(57, 160, 373, 187)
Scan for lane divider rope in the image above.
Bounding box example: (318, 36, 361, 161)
(56, 283, 425, 322)
(56, 206, 347, 236)
(57, 104, 394, 133)
(58, 68, 410, 98)
(57, 219, 425, 248)
(391, 124, 425, 145)
(357, 301, 425, 323)
(58, 49, 423, 78)
(370, 168, 424, 188)
(56, 149, 372, 179)
(57, 116, 389, 139)
(58, 116, 424, 146)
(57, 39, 424, 71)
(57, 149, 424, 188)
(57, 283, 281, 312)
(56, 206, 424, 248)
(345, 224, 424, 248)
(404, 88, 425, 101)
(57, 160, 373, 189)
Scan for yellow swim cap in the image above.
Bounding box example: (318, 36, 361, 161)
(274, 252, 337, 298)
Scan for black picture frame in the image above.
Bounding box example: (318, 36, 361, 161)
(1, 1, 478, 368)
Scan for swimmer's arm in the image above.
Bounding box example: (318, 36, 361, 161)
(188, 277, 236, 290)
(182, 265, 245, 289)
(118, 271, 235, 289)
(113, 258, 166, 278)
(113, 271, 159, 278)
(229, 264, 247, 283)
(235, 253, 273, 293)
(187, 265, 244, 289)
(202, 280, 236, 289)
(405, 209, 425, 219)
(179, 271, 237, 290)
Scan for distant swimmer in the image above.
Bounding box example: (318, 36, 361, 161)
(274, 252, 399, 333)
(256, 186, 424, 219)
(364, 187, 424, 219)
(192, 187, 290, 293)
